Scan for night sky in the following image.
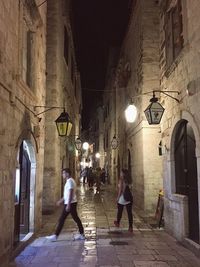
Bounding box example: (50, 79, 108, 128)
(72, 0, 132, 129)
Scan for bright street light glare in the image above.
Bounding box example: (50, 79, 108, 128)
(95, 152, 100, 158)
(125, 104, 137, 123)
(82, 142, 89, 150)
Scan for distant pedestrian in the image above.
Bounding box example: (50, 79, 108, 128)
(95, 167, 101, 193)
(114, 168, 133, 233)
(88, 167, 94, 188)
(46, 168, 85, 241)
(106, 170, 110, 184)
(82, 167, 88, 184)
(100, 168, 106, 184)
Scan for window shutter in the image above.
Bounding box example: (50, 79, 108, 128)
(172, 0, 183, 59)
(165, 12, 173, 68)
(164, 0, 183, 70)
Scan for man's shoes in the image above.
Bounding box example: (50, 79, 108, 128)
(45, 234, 57, 242)
(114, 220, 120, 227)
(74, 234, 85, 240)
(128, 227, 133, 233)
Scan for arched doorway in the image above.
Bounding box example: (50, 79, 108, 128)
(174, 120, 199, 243)
(14, 140, 36, 245)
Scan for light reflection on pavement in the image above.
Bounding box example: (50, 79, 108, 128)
(7, 184, 200, 267)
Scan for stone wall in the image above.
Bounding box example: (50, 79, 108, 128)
(160, 0, 200, 242)
(0, 0, 47, 263)
(102, 1, 163, 215)
(43, 0, 82, 213)
(103, 47, 120, 185)
(115, 0, 163, 216)
(43, 0, 64, 213)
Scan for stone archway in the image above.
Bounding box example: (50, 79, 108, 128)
(174, 120, 199, 243)
(167, 111, 200, 243)
(14, 140, 36, 244)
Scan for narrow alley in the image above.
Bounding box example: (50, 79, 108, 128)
(2, 0, 200, 266)
(7, 184, 200, 267)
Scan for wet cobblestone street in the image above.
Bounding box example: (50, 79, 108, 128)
(6, 184, 200, 267)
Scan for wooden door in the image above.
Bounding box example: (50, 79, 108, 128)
(19, 142, 31, 234)
(14, 202, 20, 245)
(175, 120, 199, 243)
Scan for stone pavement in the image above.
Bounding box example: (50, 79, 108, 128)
(6, 184, 200, 267)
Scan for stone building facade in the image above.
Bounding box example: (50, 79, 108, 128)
(96, 106, 105, 169)
(42, 0, 82, 213)
(103, 48, 120, 185)
(0, 0, 82, 264)
(159, 0, 200, 249)
(103, 0, 163, 216)
(103, 0, 200, 251)
(0, 0, 47, 263)
(86, 107, 104, 169)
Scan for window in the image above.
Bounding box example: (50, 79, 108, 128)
(21, 0, 42, 91)
(165, 0, 183, 69)
(64, 26, 69, 64)
(22, 20, 33, 88)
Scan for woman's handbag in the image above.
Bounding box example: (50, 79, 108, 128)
(123, 185, 133, 202)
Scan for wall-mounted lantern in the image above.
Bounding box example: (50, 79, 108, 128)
(144, 93, 165, 125)
(55, 110, 72, 137)
(111, 135, 119, 149)
(144, 90, 180, 125)
(74, 137, 82, 151)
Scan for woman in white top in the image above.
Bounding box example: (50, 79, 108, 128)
(46, 168, 85, 241)
(114, 169, 133, 232)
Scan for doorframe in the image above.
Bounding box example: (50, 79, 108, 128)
(168, 111, 200, 242)
(25, 140, 36, 233)
(14, 139, 36, 243)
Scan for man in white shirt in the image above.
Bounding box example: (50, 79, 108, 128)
(46, 168, 85, 241)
